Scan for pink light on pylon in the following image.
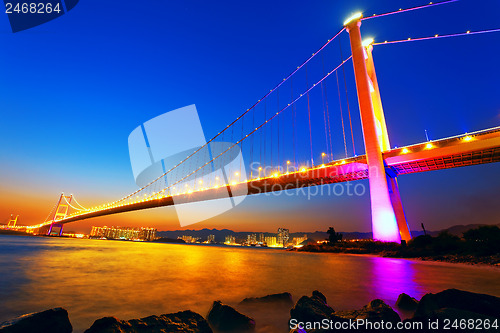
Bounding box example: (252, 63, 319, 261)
(372, 208, 401, 243)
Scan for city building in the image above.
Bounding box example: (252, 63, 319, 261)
(247, 233, 257, 245)
(90, 226, 157, 241)
(258, 233, 264, 244)
(139, 228, 157, 241)
(265, 236, 277, 247)
(293, 234, 308, 246)
(207, 234, 215, 243)
(277, 228, 290, 247)
(225, 235, 236, 245)
(180, 235, 200, 243)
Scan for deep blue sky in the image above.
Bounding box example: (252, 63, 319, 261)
(0, 0, 499, 233)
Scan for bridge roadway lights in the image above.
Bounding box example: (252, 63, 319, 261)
(345, 15, 403, 243)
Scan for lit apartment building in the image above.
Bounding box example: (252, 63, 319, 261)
(277, 228, 290, 247)
(90, 226, 156, 241)
(265, 236, 277, 247)
(225, 235, 236, 244)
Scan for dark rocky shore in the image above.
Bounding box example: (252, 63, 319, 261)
(296, 243, 500, 266)
(1, 289, 499, 333)
(297, 225, 500, 266)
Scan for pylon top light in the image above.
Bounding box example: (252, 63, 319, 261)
(343, 12, 362, 26)
(362, 38, 374, 47)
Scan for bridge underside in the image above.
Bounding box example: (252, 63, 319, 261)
(51, 127, 500, 226)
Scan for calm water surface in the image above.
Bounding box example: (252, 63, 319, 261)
(0, 235, 499, 332)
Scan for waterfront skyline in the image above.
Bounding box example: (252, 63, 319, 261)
(1, 0, 499, 234)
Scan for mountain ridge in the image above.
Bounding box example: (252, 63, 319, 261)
(157, 223, 500, 242)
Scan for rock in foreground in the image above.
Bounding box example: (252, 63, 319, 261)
(336, 299, 401, 324)
(289, 290, 335, 323)
(289, 292, 402, 332)
(0, 308, 72, 333)
(84, 310, 212, 333)
(395, 293, 419, 311)
(239, 292, 293, 307)
(207, 301, 255, 332)
(415, 288, 500, 318)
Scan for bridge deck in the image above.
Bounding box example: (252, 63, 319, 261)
(32, 126, 500, 226)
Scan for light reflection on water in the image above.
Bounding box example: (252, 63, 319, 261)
(0, 235, 498, 332)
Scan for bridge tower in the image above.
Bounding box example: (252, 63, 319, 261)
(7, 214, 18, 227)
(47, 193, 73, 236)
(344, 14, 411, 243)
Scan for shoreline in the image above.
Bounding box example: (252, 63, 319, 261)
(2, 232, 499, 267)
(294, 239, 500, 267)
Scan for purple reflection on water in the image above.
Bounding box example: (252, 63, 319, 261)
(369, 256, 419, 300)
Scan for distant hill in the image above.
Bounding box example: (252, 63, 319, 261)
(157, 223, 500, 242)
(422, 223, 500, 237)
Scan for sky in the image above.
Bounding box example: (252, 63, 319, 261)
(0, 0, 499, 234)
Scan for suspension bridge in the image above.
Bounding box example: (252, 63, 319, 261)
(4, 1, 500, 242)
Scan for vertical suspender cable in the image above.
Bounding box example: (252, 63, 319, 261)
(322, 53, 334, 161)
(291, 76, 296, 168)
(277, 88, 280, 171)
(251, 105, 255, 178)
(305, 64, 314, 166)
(270, 100, 273, 171)
(320, 55, 330, 162)
(259, 103, 262, 171)
(335, 70, 348, 158)
(264, 99, 267, 174)
(240, 114, 244, 179)
(339, 40, 356, 156)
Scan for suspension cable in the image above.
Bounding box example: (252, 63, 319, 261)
(43, 201, 58, 222)
(373, 28, 500, 45)
(107, 28, 347, 206)
(362, 0, 459, 21)
(146, 57, 353, 199)
(71, 196, 87, 210)
(63, 196, 84, 212)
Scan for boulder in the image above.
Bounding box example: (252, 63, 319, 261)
(427, 307, 496, 321)
(311, 290, 327, 304)
(239, 292, 293, 307)
(336, 299, 401, 324)
(0, 308, 72, 333)
(415, 289, 500, 318)
(84, 310, 212, 333)
(289, 290, 335, 323)
(207, 301, 255, 332)
(395, 293, 419, 311)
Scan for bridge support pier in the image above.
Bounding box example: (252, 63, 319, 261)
(48, 223, 64, 236)
(386, 172, 411, 242)
(7, 214, 18, 227)
(345, 15, 410, 243)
